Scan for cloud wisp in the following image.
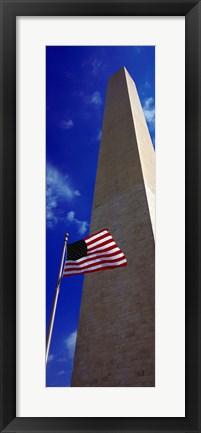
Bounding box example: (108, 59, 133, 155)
(65, 330, 77, 360)
(144, 81, 151, 90)
(67, 211, 89, 235)
(57, 370, 65, 376)
(134, 46, 144, 55)
(91, 59, 103, 74)
(59, 119, 74, 130)
(73, 89, 103, 110)
(96, 130, 102, 142)
(88, 91, 103, 106)
(58, 357, 67, 363)
(82, 58, 106, 75)
(46, 164, 81, 229)
(142, 97, 155, 131)
(47, 354, 54, 362)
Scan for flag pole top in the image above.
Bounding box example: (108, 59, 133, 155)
(65, 233, 69, 240)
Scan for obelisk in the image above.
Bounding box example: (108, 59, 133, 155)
(72, 67, 155, 386)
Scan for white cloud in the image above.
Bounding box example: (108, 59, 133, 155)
(66, 210, 89, 235)
(75, 89, 102, 108)
(142, 97, 155, 130)
(47, 165, 75, 200)
(96, 130, 102, 141)
(58, 357, 67, 363)
(91, 58, 106, 75)
(134, 46, 143, 54)
(89, 91, 102, 106)
(46, 197, 59, 229)
(65, 330, 77, 359)
(47, 354, 54, 362)
(144, 81, 150, 90)
(67, 210, 75, 222)
(82, 58, 106, 75)
(143, 97, 154, 110)
(74, 190, 81, 197)
(59, 119, 74, 130)
(91, 59, 102, 74)
(57, 370, 65, 375)
(78, 221, 89, 235)
(46, 164, 81, 229)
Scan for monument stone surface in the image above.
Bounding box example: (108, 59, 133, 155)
(72, 67, 155, 387)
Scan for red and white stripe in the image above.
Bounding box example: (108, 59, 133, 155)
(63, 229, 127, 276)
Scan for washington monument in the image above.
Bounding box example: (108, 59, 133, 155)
(72, 67, 155, 387)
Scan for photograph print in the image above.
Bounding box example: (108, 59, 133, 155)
(46, 46, 155, 387)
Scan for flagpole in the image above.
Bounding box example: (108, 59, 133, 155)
(46, 233, 69, 364)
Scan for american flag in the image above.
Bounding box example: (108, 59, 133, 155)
(63, 228, 127, 277)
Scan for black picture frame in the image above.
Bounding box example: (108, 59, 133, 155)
(0, 0, 200, 432)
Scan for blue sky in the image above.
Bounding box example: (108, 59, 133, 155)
(46, 46, 155, 386)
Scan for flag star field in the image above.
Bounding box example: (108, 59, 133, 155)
(46, 46, 155, 387)
(67, 239, 87, 261)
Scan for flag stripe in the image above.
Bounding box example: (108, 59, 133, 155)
(63, 259, 127, 276)
(88, 246, 120, 256)
(65, 258, 126, 270)
(87, 234, 112, 250)
(84, 229, 108, 244)
(88, 241, 116, 254)
(64, 252, 125, 269)
(65, 249, 123, 265)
